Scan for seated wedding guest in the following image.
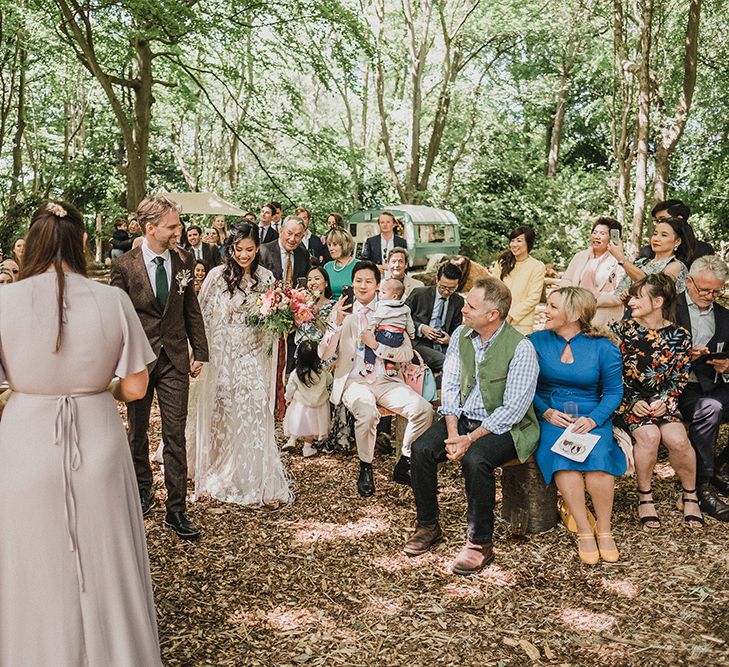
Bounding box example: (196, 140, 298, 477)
(386, 247, 423, 296)
(406, 262, 464, 375)
(186, 224, 221, 267)
(296, 206, 326, 263)
(611, 217, 693, 296)
(611, 273, 702, 529)
(295, 266, 335, 345)
(0, 258, 19, 280)
(319, 260, 434, 495)
(449, 255, 490, 293)
(110, 218, 131, 259)
(360, 211, 407, 272)
(324, 227, 357, 298)
(560, 217, 625, 325)
(193, 259, 209, 295)
(11, 236, 25, 266)
(403, 277, 539, 574)
(530, 287, 624, 564)
(0, 200, 161, 664)
(492, 225, 546, 334)
(676, 256, 729, 521)
(0, 266, 14, 285)
(638, 200, 714, 265)
(283, 340, 333, 458)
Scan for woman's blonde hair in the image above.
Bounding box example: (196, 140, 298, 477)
(326, 227, 354, 257)
(552, 286, 614, 340)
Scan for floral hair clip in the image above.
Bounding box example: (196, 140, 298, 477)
(46, 202, 68, 218)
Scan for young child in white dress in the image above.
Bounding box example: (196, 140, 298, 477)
(283, 340, 333, 457)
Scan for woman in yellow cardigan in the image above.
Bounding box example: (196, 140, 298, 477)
(492, 226, 546, 334)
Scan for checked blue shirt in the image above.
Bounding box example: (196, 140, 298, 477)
(439, 323, 539, 434)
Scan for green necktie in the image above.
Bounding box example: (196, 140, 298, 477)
(154, 256, 169, 310)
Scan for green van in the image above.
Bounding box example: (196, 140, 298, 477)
(348, 205, 460, 268)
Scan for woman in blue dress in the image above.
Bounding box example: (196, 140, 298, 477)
(529, 287, 624, 564)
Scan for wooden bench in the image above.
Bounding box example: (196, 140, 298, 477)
(378, 404, 558, 534)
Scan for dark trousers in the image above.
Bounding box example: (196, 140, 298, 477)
(410, 416, 517, 544)
(364, 329, 404, 366)
(127, 349, 190, 512)
(413, 338, 446, 374)
(679, 382, 729, 483)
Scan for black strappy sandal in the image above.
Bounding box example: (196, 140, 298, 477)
(637, 488, 661, 529)
(676, 487, 704, 528)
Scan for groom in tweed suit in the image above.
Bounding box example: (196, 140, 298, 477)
(111, 195, 209, 539)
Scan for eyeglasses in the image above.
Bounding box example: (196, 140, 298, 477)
(437, 284, 457, 294)
(689, 277, 722, 297)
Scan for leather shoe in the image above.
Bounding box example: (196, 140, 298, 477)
(139, 488, 154, 518)
(165, 511, 200, 540)
(357, 461, 375, 497)
(698, 483, 729, 521)
(451, 540, 494, 575)
(403, 522, 443, 556)
(712, 463, 729, 496)
(393, 455, 411, 486)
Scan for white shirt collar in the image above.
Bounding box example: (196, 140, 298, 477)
(686, 289, 714, 314)
(141, 238, 171, 263)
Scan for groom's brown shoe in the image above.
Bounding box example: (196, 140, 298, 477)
(165, 511, 200, 540)
(403, 522, 443, 556)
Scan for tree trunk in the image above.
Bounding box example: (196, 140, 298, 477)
(546, 72, 569, 178)
(630, 0, 653, 253)
(8, 42, 25, 207)
(651, 0, 701, 205)
(126, 36, 152, 211)
(94, 211, 103, 263)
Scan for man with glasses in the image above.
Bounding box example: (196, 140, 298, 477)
(0, 259, 19, 280)
(676, 255, 729, 520)
(406, 262, 464, 375)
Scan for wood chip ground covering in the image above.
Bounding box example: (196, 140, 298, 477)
(137, 404, 729, 666)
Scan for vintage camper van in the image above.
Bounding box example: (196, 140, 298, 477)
(348, 205, 460, 268)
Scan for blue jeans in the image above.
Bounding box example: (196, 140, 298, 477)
(364, 328, 404, 366)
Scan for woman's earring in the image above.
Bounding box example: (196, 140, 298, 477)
(673, 246, 679, 252)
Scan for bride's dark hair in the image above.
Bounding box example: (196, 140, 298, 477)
(222, 222, 260, 296)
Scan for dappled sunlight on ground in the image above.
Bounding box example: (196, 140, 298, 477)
(600, 577, 640, 597)
(560, 607, 616, 633)
(360, 596, 405, 617)
(292, 517, 389, 544)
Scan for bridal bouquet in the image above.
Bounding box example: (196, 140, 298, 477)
(245, 283, 319, 341)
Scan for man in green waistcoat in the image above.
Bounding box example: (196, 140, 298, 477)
(403, 277, 540, 574)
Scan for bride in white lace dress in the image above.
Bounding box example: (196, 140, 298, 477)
(188, 223, 294, 506)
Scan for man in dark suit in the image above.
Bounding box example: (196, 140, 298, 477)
(186, 224, 220, 267)
(296, 206, 326, 264)
(406, 262, 464, 375)
(259, 203, 279, 244)
(260, 215, 311, 374)
(110, 195, 209, 539)
(676, 255, 729, 521)
(361, 210, 407, 271)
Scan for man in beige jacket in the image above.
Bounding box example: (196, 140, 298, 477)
(319, 260, 434, 496)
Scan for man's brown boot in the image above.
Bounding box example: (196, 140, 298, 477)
(451, 540, 494, 575)
(403, 522, 444, 556)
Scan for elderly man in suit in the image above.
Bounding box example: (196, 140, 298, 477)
(319, 260, 434, 495)
(361, 211, 407, 272)
(110, 195, 209, 539)
(387, 247, 423, 297)
(406, 262, 464, 375)
(186, 224, 220, 267)
(676, 255, 729, 521)
(260, 215, 310, 285)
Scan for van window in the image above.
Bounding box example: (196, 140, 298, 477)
(417, 224, 455, 244)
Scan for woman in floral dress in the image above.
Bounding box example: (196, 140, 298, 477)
(611, 274, 702, 529)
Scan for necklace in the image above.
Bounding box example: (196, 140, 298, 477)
(331, 258, 352, 272)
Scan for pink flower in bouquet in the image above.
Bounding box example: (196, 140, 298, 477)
(260, 289, 277, 317)
(292, 301, 315, 326)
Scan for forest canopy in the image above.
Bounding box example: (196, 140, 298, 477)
(0, 0, 726, 265)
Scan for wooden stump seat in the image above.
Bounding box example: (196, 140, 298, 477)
(500, 457, 558, 533)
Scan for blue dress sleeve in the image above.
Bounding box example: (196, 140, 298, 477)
(527, 331, 550, 417)
(586, 339, 623, 427)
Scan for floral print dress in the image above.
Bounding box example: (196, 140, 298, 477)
(611, 318, 691, 432)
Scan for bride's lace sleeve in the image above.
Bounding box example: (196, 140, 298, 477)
(198, 265, 226, 327)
